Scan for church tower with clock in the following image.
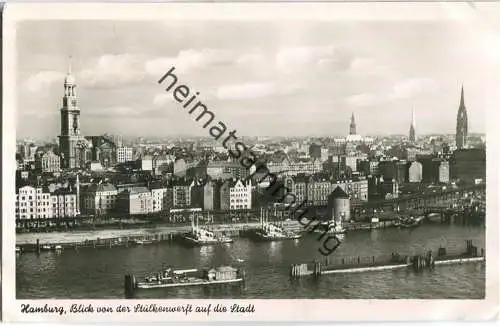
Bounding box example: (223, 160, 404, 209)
(59, 59, 88, 169)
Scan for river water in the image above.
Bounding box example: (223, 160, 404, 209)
(16, 223, 485, 299)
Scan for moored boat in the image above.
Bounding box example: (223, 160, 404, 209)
(395, 215, 425, 228)
(125, 265, 245, 294)
(182, 213, 233, 246)
(251, 208, 302, 241)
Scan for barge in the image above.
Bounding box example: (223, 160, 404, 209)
(124, 265, 245, 295)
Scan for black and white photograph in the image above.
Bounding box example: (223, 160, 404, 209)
(2, 2, 499, 322)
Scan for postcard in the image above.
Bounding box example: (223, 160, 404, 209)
(2, 2, 499, 322)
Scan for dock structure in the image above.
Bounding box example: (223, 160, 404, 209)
(290, 240, 485, 278)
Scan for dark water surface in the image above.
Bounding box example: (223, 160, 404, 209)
(16, 224, 485, 299)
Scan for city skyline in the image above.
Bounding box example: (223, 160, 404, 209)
(16, 20, 494, 139)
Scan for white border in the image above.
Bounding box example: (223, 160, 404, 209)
(3, 2, 500, 322)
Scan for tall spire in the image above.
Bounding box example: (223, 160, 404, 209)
(456, 84, 468, 149)
(349, 113, 357, 135)
(460, 83, 465, 107)
(409, 107, 416, 142)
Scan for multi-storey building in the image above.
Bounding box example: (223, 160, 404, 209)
(116, 147, 133, 163)
(81, 183, 118, 215)
(15, 185, 52, 220)
(408, 161, 423, 183)
(51, 188, 78, 218)
(229, 179, 252, 210)
(35, 150, 61, 173)
(151, 186, 171, 212)
(172, 179, 192, 208)
(116, 187, 153, 215)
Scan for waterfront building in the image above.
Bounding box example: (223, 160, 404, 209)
(229, 179, 252, 210)
(151, 186, 170, 212)
(58, 60, 91, 169)
(81, 183, 118, 215)
(379, 179, 399, 199)
(202, 179, 216, 211)
(333, 177, 369, 202)
(439, 161, 450, 184)
(456, 85, 468, 149)
(172, 179, 192, 208)
(284, 175, 308, 204)
(116, 187, 153, 215)
(51, 188, 78, 218)
(219, 180, 231, 211)
(328, 186, 351, 222)
(408, 161, 423, 183)
(35, 150, 61, 173)
(450, 148, 486, 184)
(394, 160, 408, 184)
(306, 177, 332, 206)
(15, 185, 52, 219)
(116, 147, 133, 163)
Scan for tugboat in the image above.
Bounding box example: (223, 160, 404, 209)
(182, 214, 233, 246)
(251, 208, 301, 241)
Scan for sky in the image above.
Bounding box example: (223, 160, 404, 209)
(15, 16, 499, 139)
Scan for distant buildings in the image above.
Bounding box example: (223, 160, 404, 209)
(450, 148, 486, 184)
(35, 150, 61, 173)
(116, 147, 133, 163)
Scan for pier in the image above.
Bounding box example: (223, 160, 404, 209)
(290, 240, 485, 278)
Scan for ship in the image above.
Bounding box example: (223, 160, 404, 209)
(251, 208, 301, 241)
(182, 213, 233, 246)
(124, 265, 245, 294)
(394, 215, 425, 228)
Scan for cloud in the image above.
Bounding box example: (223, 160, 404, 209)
(275, 45, 349, 74)
(78, 54, 147, 88)
(145, 49, 235, 76)
(86, 106, 162, 118)
(236, 51, 266, 67)
(349, 58, 391, 75)
(346, 93, 378, 107)
(24, 71, 65, 93)
(389, 78, 440, 100)
(215, 80, 304, 100)
(216, 82, 277, 100)
(153, 93, 175, 107)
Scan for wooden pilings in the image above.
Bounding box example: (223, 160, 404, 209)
(124, 274, 136, 298)
(290, 263, 309, 278)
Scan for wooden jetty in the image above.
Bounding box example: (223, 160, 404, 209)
(290, 240, 485, 278)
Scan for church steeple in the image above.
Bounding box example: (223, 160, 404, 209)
(409, 108, 416, 142)
(456, 84, 468, 149)
(349, 113, 357, 135)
